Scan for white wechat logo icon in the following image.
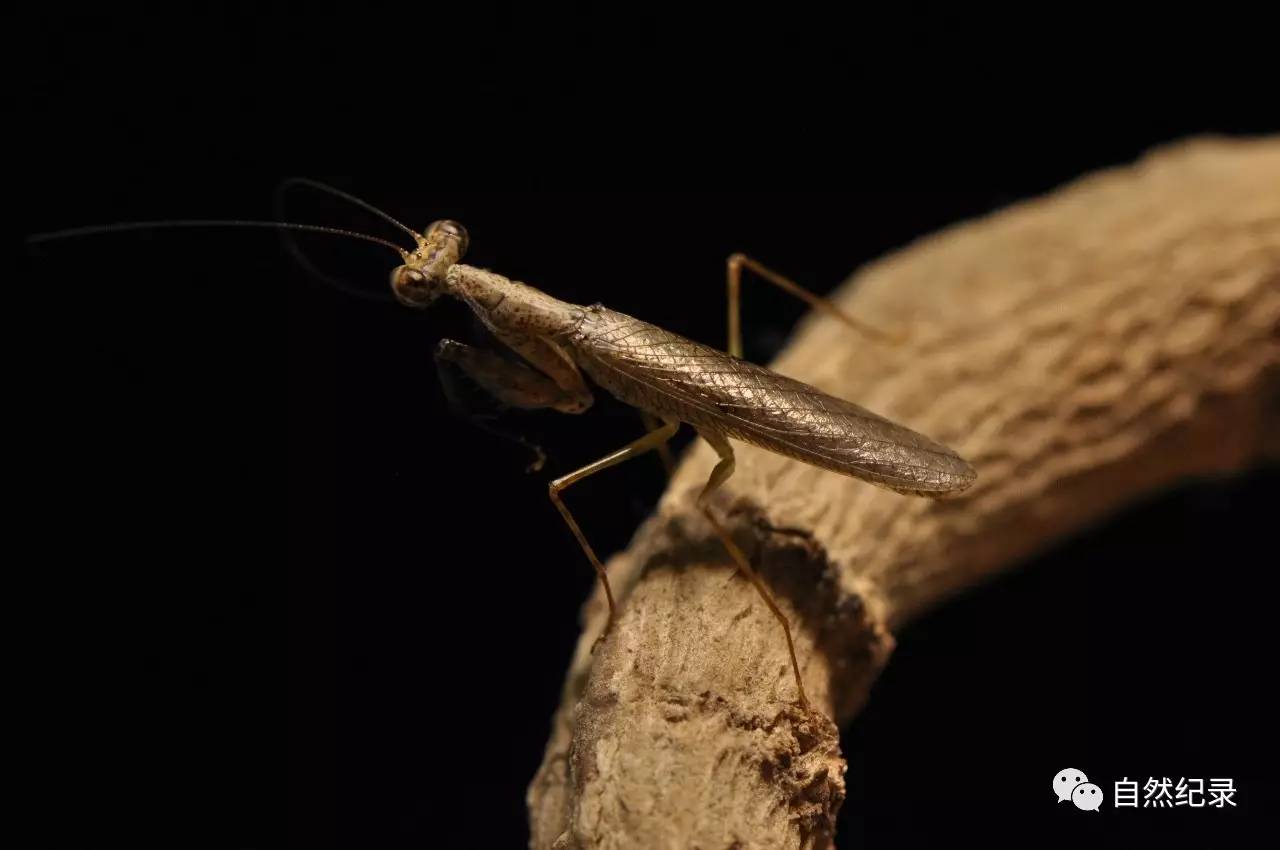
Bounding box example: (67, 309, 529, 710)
(1072, 782, 1104, 812)
(1054, 768, 1088, 803)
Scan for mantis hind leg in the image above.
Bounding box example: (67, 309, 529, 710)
(697, 429, 810, 708)
(725, 252, 905, 359)
(549, 418, 681, 646)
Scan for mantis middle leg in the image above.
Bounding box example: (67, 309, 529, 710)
(549, 417, 681, 641)
(639, 410, 675, 476)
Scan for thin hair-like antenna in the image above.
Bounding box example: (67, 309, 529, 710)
(26, 219, 411, 259)
(25, 219, 410, 303)
(279, 178, 422, 244)
(272, 179, 422, 301)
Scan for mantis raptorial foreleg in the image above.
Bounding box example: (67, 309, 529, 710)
(435, 339, 590, 471)
(436, 339, 591, 414)
(549, 418, 681, 642)
(725, 252, 905, 359)
(696, 428, 809, 707)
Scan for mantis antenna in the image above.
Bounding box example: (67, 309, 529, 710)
(25, 219, 410, 259)
(25, 178, 418, 303)
(271, 178, 424, 299)
(276, 177, 423, 244)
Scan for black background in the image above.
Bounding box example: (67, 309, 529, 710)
(21, 5, 1278, 849)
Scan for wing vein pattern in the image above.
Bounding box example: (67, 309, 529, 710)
(570, 305, 975, 496)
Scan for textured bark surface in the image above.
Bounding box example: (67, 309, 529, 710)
(528, 137, 1280, 850)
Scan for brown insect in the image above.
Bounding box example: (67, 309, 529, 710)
(30, 181, 976, 707)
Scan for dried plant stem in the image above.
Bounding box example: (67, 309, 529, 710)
(528, 137, 1280, 850)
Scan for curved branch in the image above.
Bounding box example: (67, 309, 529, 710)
(529, 137, 1280, 850)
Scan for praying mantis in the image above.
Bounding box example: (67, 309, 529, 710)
(30, 181, 977, 707)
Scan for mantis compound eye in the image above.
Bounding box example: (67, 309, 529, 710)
(426, 219, 469, 258)
(390, 265, 441, 307)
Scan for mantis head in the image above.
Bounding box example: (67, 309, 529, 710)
(390, 220, 470, 308)
(26, 180, 471, 308)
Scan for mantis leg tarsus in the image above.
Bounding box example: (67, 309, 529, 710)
(549, 418, 681, 646)
(697, 430, 810, 708)
(725, 251, 907, 359)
